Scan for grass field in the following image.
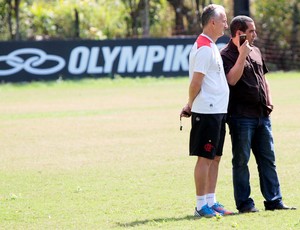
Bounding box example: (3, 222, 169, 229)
(0, 72, 300, 229)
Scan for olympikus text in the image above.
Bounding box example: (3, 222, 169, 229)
(0, 45, 192, 76)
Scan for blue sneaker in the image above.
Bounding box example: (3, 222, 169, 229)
(211, 202, 235, 216)
(194, 204, 217, 218)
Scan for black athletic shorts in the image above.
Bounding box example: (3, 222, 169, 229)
(189, 113, 226, 159)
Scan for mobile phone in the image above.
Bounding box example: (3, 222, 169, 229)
(182, 110, 191, 116)
(239, 34, 247, 45)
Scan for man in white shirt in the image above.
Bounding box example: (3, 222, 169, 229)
(180, 4, 233, 217)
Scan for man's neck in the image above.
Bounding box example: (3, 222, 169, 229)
(202, 29, 217, 43)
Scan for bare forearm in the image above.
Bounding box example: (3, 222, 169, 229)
(188, 83, 200, 108)
(226, 40, 252, 86)
(188, 72, 204, 108)
(227, 55, 247, 85)
(265, 78, 272, 105)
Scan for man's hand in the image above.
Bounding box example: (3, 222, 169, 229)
(180, 104, 192, 118)
(238, 40, 252, 57)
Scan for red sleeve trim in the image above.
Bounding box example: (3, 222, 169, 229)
(196, 35, 212, 49)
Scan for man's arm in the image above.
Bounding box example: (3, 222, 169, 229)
(265, 78, 273, 106)
(180, 72, 204, 118)
(188, 72, 204, 108)
(226, 41, 252, 86)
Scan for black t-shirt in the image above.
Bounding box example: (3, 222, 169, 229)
(221, 40, 271, 117)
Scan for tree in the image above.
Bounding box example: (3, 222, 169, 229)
(14, 0, 21, 40)
(122, 0, 144, 37)
(5, 0, 21, 40)
(6, 0, 13, 39)
(253, 0, 300, 70)
(122, 0, 163, 38)
(291, 2, 300, 69)
(141, 0, 150, 37)
(166, 0, 211, 35)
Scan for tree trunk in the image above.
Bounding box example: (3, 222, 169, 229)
(291, 2, 300, 69)
(6, 0, 14, 40)
(141, 0, 150, 37)
(167, 0, 185, 35)
(128, 0, 139, 37)
(14, 0, 20, 40)
(74, 8, 80, 39)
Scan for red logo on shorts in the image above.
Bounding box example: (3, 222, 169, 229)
(204, 143, 214, 152)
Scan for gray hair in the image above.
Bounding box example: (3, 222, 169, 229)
(201, 4, 225, 28)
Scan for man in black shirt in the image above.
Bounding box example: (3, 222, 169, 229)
(221, 15, 296, 213)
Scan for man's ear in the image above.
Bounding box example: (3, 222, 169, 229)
(234, 30, 242, 38)
(237, 30, 244, 36)
(211, 17, 218, 26)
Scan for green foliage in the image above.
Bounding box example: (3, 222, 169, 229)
(0, 0, 298, 70)
(252, 0, 300, 70)
(254, 0, 294, 47)
(0, 0, 11, 40)
(28, 1, 73, 39)
(120, 0, 171, 37)
(0, 1, 8, 39)
(21, 0, 128, 40)
(76, 0, 127, 39)
(149, 0, 173, 37)
(0, 0, 297, 42)
(0, 0, 172, 40)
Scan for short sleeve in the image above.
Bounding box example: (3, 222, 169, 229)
(221, 53, 234, 75)
(193, 46, 212, 75)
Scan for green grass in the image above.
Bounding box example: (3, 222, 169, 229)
(0, 72, 300, 229)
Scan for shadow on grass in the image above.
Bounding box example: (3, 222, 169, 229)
(115, 215, 197, 227)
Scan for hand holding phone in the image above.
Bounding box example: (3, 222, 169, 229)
(180, 104, 191, 118)
(239, 34, 247, 46)
(179, 105, 191, 131)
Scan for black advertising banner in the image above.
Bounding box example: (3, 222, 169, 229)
(0, 36, 229, 82)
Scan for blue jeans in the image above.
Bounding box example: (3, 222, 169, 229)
(228, 116, 282, 211)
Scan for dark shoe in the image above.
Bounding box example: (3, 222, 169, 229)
(239, 206, 259, 214)
(265, 203, 297, 211)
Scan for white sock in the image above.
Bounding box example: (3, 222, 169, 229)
(196, 195, 207, 211)
(206, 193, 216, 207)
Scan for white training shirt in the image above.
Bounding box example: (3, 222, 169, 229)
(189, 34, 229, 114)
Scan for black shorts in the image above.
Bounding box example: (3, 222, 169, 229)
(189, 113, 226, 159)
